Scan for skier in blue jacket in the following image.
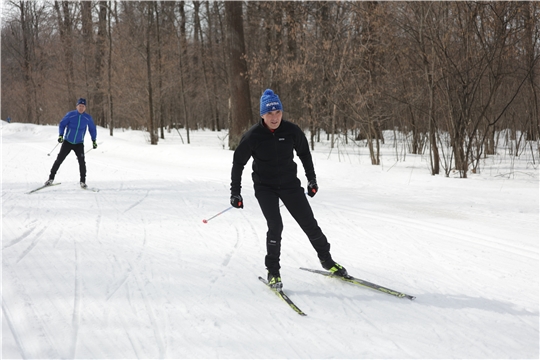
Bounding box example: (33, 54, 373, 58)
(45, 98, 97, 189)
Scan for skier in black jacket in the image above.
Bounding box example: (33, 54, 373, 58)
(230, 89, 348, 290)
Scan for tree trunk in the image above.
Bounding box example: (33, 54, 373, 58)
(196, 2, 215, 131)
(226, 1, 252, 150)
(54, 1, 75, 108)
(524, 3, 539, 142)
(177, 2, 190, 144)
(92, 1, 107, 128)
(208, 2, 222, 131)
(145, 2, 157, 145)
(419, 7, 440, 175)
(108, 1, 115, 136)
(155, 1, 164, 140)
(19, 1, 34, 123)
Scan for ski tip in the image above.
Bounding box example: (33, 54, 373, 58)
(26, 182, 62, 194)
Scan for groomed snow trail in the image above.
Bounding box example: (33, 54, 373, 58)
(2, 121, 538, 359)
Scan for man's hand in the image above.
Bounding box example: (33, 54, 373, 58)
(230, 194, 243, 209)
(307, 179, 318, 197)
(58, 135, 64, 143)
(93, 141, 98, 149)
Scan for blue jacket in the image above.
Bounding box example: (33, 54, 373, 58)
(59, 110, 97, 144)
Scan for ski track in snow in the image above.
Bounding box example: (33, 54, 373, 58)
(15, 229, 45, 264)
(317, 195, 536, 260)
(221, 227, 240, 268)
(2, 226, 43, 250)
(131, 262, 167, 358)
(2, 262, 63, 359)
(2, 298, 29, 359)
(70, 240, 81, 359)
(122, 190, 150, 214)
(105, 219, 147, 301)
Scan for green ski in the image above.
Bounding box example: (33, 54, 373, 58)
(258, 277, 307, 316)
(300, 267, 416, 300)
(27, 182, 62, 194)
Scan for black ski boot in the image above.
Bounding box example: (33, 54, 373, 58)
(267, 271, 283, 290)
(321, 259, 349, 277)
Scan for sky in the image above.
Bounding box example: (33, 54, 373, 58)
(2, 120, 539, 359)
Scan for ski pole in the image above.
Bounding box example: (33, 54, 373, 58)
(86, 141, 102, 153)
(203, 197, 286, 224)
(203, 206, 234, 224)
(47, 143, 60, 156)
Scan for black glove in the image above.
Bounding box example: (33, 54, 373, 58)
(230, 194, 243, 209)
(58, 135, 64, 143)
(93, 140, 98, 149)
(307, 179, 318, 197)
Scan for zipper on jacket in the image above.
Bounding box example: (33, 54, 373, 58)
(273, 132, 283, 187)
(73, 114, 82, 143)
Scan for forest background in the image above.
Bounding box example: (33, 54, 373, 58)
(2, 1, 539, 178)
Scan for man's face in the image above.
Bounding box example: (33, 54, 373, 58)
(262, 110, 282, 130)
(76, 104, 86, 114)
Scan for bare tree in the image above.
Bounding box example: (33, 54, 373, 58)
(524, 2, 540, 144)
(226, 1, 252, 150)
(107, 1, 116, 136)
(175, 1, 190, 143)
(144, 1, 157, 145)
(93, 1, 108, 128)
(2, 0, 538, 164)
(53, 1, 75, 108)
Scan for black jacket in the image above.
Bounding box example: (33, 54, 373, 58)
(231, 119, 316, 194)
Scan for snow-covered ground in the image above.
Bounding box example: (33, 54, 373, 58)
(2, 120, 538, 359)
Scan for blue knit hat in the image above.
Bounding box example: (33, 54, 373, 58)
(260, 89, 283, 116)
(77, 98, 87, 106)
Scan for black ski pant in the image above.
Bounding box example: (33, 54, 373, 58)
(254, 180, 332, 274)
(49, 142, 86, 182)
